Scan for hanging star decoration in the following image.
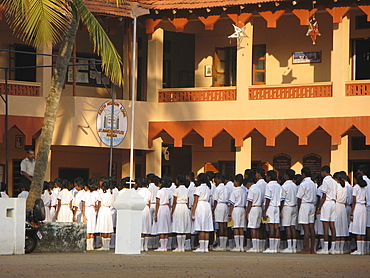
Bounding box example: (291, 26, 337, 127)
(228, 24, 248, 45)
(306, 17, 321, 45)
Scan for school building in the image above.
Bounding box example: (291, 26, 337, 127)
(1, 0, 370, 196)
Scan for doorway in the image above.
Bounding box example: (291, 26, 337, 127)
(354, 39, 370, 80)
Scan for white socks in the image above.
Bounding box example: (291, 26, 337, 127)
(86, 238, 94, 250)
(235, 235, 240, 249)
(324, 241, 329, 251)
(239, 236, 244, 250)
(252, 238, 258, 250)
(292, 239, 297, 251)
(199, 240, 205, 250)
(141, 238, 144, 250)
(287, 239, 292, 249)
(220, 237, 227, 249)
(101, 238, 110, 250)
(176, 235, 186, 250)
(358, 241, 365, 253)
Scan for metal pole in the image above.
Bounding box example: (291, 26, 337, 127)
(129, 16, 137, 188)
(109, 85, 114, 178)
(5, 68, 9, 191)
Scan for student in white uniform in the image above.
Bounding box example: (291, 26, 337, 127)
(186, 172, 196, 250)
(137, 177, 152, 252)
(56, 179, 73, 222)
(82, 180, 98, 250)
(72, 179, 85, 222)
(41, 181, 51, 222)
(333, 172, 348, 254)
(49, 181, 59, 222)
(357, 164, 370, 254)
(229, 174, 247, 252)
(95, 181, 114, 251)
(0, 182, 9, 198)
(153, 177, 172, 252)
(255, 168, 267, 251)
(263, 170, 282, 253)
(212, 173, 229, 251)
(280, 169, 298, 253)
(349, 172, 368, 255)
(312, 174, 324, 252)
(17, 183, 29, 199)
(171, 175, 191, 252)
(147, 174, 159, 249)
(192, 173, 214, 253)
(317, 165, 337, 254)
(296, 167, 317, 254)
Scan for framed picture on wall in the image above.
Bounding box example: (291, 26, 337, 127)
(205, 64, 212, 77)
(15, 135, 23, 149)
(292, 51, 321, 64)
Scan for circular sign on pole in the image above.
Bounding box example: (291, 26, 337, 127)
(97, 101, 128, 147)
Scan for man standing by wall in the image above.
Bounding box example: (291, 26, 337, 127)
(20, 149, 36, 190)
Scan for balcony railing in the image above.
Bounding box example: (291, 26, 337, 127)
(346, 81, 370, 96)
(158, 87, 236, 102)
(0, 81, 41, 96)
(249, 83, 332, 100)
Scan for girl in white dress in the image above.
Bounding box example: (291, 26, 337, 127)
(41, 181, 51, 222)
(333, 172, 348, 254)
(49, 181, 59, 222)
(82, 180, 98, 250)
(192, 173, 214, 253)
(56, 179, 73, 222)
(349, 172, 367, 255)
(95, 181, 113, 251)
(172, 175, 191, 252)
(153, 176, 172, 252)
(137, 177, 152, 252)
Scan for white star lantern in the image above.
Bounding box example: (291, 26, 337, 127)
(228, 24, 248, 45)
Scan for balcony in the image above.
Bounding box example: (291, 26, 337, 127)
(0, 81, 41, 97)
(346, 81, 370, 96)
(158, 87, 236, 102)
(249, 83, 332, 100)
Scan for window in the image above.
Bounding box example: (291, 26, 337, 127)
(253, 45, 266, 85)
(354, 39, 370, 80)
(351, 137, 370, 150)
(10, 45, 36, 82)
(213, 47, 236, 86)
(356, 15, 370, 30)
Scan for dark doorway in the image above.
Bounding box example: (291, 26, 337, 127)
(59, 168, 89, 184)
(349, 160, 370, 176)
(162, 145, 192, 177)
(355, 39, 370, 80)
(13, 45, 37, 82)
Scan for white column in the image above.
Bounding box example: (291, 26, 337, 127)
(146, 137, 162, 176)
(235, 137, 252, 175)
(147, 28, 164, 102)
(330, 135, 348, 173)
(114, 189, 146, 254)
(331, 16, 350, 97)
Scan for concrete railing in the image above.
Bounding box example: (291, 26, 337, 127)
(158, 87, 236, 102)
(0, 81, 41, 97)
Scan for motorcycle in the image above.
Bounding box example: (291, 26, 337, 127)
(25, 198, 45, 254)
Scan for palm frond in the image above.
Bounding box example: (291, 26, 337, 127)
(5, 0, 72, 47)
(72, 0, 123, 86)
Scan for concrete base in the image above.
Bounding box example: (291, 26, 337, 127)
(34, 222, 86, 253)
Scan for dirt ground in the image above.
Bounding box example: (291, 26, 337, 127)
(1, 250, 369, 278)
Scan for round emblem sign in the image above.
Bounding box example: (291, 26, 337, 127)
(97, 101, 128, 147)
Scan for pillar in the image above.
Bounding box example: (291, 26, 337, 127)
(36, 46, 52, 97)
(330, 135, 348, 173)
(235, 137, 252, 175)
(331, 16, 350, 97)
(146, 28, 164, 102)
(146, 137, 162, 176)
(236, 21, 253, 103)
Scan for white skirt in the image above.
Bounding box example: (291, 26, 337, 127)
(172, 203, 191, 234)
(50, 206, 56, 222)
(44, 207, 51, 222)
(152, 205, 171, 235)
(57, 205, 73, 222)
(85, 206, 96, 234)
(194, 201, 214, 232)
(335, 203, 349, 237)
(349, 203, 366, 235)
(142, 205, 152, 235)
(95, 207, 113, 233)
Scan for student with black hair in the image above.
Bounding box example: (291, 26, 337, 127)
(192, 173, 214, 252)
(357, 164, 370, 254)
(281, 169, 298, 253)
(349, 172, 368, 255)
(333, 172, 348, 254)
(255, 168, 267, 251)
(82, 179, 99, 250)
(137, 177, 152, 252)
(55, 178, 73, 222)
(0, 182, 9, 198)
(263, 170, 281, 253)
(72, 178, 85, 222)
(296, 167, 316, 254)
(317, 165, 337, 255)
(17, 182, 29, 199)
(41, 181, 51, 221)
(186, 172, 196, 250)
(312, 173, 324, 252)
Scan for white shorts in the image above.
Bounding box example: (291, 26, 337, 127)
(321, 200, 336, 222)
(298, 203, 315, 224)
(367, 206, 370, 228)
(281, 206, 297, 227)
(232, 207, 246, 228)
(266, 206, 279, 224)
(214, 203, 228, 223)
(247, 206, 262, 229)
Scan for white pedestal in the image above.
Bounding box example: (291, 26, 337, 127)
(0, 198, 26, 255)
(114, 189, 146, 254)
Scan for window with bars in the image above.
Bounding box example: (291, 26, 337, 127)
(253, 44, 266, 85)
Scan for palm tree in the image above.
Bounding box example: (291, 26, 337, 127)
(2, 0, 124, 209)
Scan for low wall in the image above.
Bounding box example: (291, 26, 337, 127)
(34, 222, 86, 253)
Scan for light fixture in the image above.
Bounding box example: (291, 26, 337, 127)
(172, 10, 177, 14)
(189, 10, 193, 13)
(155, 10, 159, 14)
(206, 8, 211, 12)
(258, 4, 262, 7)
(292, 0, 297, 5)
(223, 7, 228, 11)
(240, 5, 245, 9)
(275, 2, 280, 6)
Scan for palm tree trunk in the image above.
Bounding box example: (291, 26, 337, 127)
(26, 10, 80, 210)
